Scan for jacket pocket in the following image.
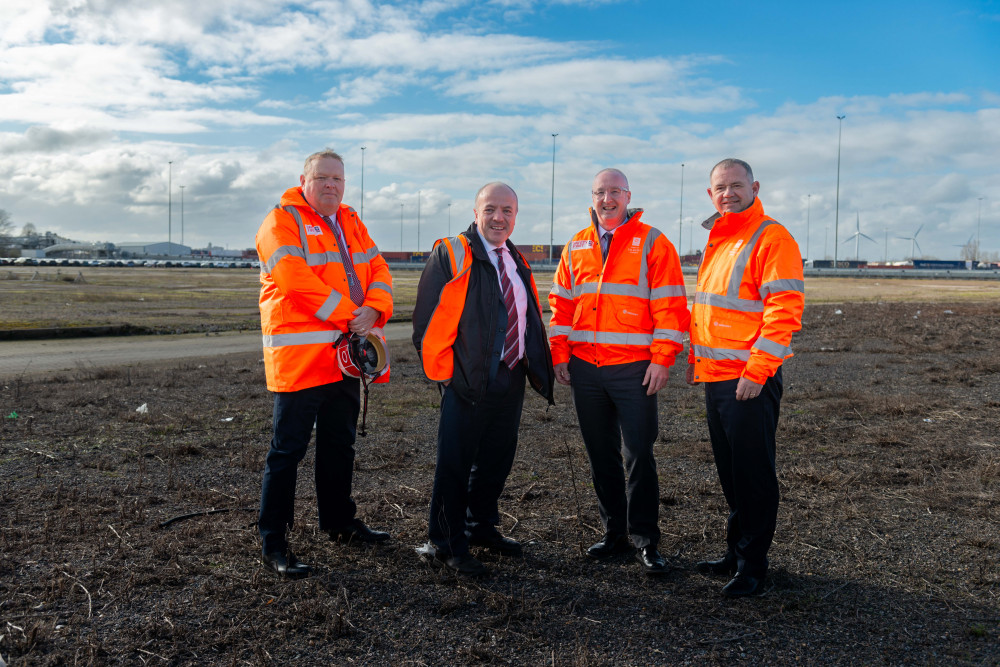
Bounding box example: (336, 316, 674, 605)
(706, 310, 759, 343)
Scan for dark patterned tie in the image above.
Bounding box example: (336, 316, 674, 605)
(495, 248, 520, 368)
(601, 231, 612, 262)
(321, 214, 365, 306)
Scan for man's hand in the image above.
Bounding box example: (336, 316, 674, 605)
(642, 362, 670, 396)
(685, 362, 698, 386)
(735, 376, 764, 401)
(554, 362, 571, 386)
(349, 306, 379, 336)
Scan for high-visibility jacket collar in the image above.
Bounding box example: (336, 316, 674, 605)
(705, 197, 765, 234)
(589, 207, 643, 236)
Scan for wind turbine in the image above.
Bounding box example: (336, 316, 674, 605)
(897, 224, 923, 260)
(953, 234, 974, 260)
(841, 211, 875, 261)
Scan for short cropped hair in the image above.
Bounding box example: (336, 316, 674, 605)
(474, 182, 518, 207)
(709, 158, 754, 183)
(303, 149, 345, 177)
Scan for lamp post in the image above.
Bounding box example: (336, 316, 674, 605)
(678, 163, 685, 254)
(360, 146, 366, 220)
(806, 193, 811, 260)
(978, 197, 984, 262)
(167, 161, 173, 248)
(180, 185, 185, 247)
(417, 190, 421, 252)
(447, 202, 452, 236)
(549, 133, 558, 262)
(399, 203, 404, 252)
(834, 115, 845, 268)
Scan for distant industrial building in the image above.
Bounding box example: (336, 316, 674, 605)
(117, 242, 192, 257)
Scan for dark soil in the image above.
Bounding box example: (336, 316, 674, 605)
(1, 301, 998, 665)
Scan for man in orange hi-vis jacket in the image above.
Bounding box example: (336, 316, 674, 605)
(687, 158, 804, 597)
(549, 168, 689, 577)
(255, 149, 393, 579)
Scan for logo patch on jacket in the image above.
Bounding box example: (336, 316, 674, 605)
(631, 237, 641, 247)
(305, 224, 324, 236)
(571, 240, 594, 250)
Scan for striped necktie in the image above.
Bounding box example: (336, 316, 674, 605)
(321, 213, 365, 306)
(495, 248, 520, 368)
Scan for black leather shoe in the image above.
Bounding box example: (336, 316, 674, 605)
(695, 552, 738, 577)
(586, 533, 633, 560)
(261, 549, 312, 579)
(722, 572, 766, 598)
(635, 546, 670, 576)
(468, 532, 523, 557)
(328, 518, 390, 544)
(416, 542, 488, 577)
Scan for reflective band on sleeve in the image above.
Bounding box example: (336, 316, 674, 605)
(549, 325, 572, 338)
(306, 251, 341, 267)
(264, 245, 307, 274)
(367, 281, 392, 295)
(693, 344, 751, 361)
(315, 290, 343, 320)
(650, 284, 686, 299)
(653, 328, 685, 343)
(759, 278, 805, 298)
(597, 282, 648, 298)
(352, 251, 369, 266)
(694, 291, 764, 313)
(263, 330, 343, 348)
(753, 335, 792, 358)
(449, 237, 467, 277)
(573, 283, 599, 297)
(568, 330, 654, 346)
(549, 283, 572, 299)
(367, 246, 380, 260)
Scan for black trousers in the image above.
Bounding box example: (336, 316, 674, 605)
(703, 368, 782, 577)
(569, 357, 660, 548)
(258, 379, 360, 554)
(428, 361, 526, 557)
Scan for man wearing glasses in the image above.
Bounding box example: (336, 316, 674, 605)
(549, 168, 689, 576)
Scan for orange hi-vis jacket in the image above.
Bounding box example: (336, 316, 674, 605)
(548, 209, 689, 368)
(688, 197, 804, 385)
(256, 187, 393, 393)
(418, 234, 548, 386)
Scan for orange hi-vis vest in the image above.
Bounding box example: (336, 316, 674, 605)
(688, 197, 804, 385)
(548, 209, 689, 367)
(256, 187, 393, 392)
(419, 234, 544, 383)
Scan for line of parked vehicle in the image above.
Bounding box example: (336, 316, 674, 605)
(1, 257, 259, 269)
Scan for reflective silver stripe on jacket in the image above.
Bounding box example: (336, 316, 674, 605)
(549, 283, 572, 300)
(568, 330, 654, 346)
(650, 284, 686, 300)
(367, 281, 392, 296)
(315, 291, 343, 320)
(263, 245, 306, 274)
(445, 236, 468, 277)
(653, 328, 685, 344)
(759, 278, 805, 298)
(694, 291, 765, 313)
(692, 344, 751, 361)
(549, 324, 572, 338)
(754, 335, 793, 358)
(264, 205, 380, 272)
(263, 330, 343, 348)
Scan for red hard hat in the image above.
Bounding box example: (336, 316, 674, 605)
(336, 328, 390, 380)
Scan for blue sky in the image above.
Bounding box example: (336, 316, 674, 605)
(1, 0, 998, 262)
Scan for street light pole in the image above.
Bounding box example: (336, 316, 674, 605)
(678, 163, 685, 255)
(549, 133, 558, 263)
(834, 115, 845, 268)
(167, 161, 173, 248)
(447, 202, 452, 237)
(978, 197, 984, 262)
(417, 190, 421, 252)
(360, 146, 366, 220)
(180, 185, 185, 247)
(806, 193, 811, 260)
(400, 203, 404, 253)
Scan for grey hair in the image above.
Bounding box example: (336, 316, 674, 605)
(710, 158, 754, 183)
(303, 149, 345, 176)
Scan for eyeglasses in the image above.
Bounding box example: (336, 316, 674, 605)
(592, 188, 629, 198)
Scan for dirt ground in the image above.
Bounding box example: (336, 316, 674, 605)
(1, 300, 998, 665)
